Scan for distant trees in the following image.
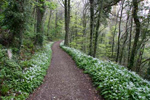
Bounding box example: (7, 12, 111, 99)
(89, 0, 121, 57)
(93, 0, 103, 57)
(66, 0, 150, 80)
(116, 0, 125, 62)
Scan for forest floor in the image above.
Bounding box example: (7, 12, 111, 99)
(27, 41, 103, 100)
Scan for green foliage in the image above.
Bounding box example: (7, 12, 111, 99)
(0, 15, 4, 25)
(2, 0, 26, 33)
(45, 1, 57, 10)
(0, 0, 32, 50)
(0, 0, 8, 10)
(19, 43, 52, 93)
(0, 50, 23, 97)
(97, 43, 113, 59)
(1, 85, 9, 96)
(44, 12, 64, 41)
(61, 42, 150, 100)
(0, 43, 53, 99)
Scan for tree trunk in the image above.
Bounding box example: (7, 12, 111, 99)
(89, 0, 94, 56)
(75, 11, 78, 46)
(64, 0, 70, 46)
(17, 0, 25, 54)
(119, 7, 130, 64)
(36, 0, 45, 46)
(128, 17, 133, 65)
(55, 9, 58, 38)
(128, 0, 141, 70)
(47, 10, 52, 37)
(116, 0, 124, 62)
(135, 10, 150, 73)
(135, 43, 145, 74)
(93, 0, 104, 57)
(82, 6, 87, 52)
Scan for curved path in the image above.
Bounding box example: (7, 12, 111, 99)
(28, 41, 103, 100)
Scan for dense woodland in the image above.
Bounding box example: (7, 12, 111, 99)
(51, 0, 149, 79)
(63, 0, 150, 80)
(0, 0, 150, 99)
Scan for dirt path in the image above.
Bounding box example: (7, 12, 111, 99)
(28, 41, 103, 100)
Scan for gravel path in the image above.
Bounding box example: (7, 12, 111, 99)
(28, 41, 103, 100)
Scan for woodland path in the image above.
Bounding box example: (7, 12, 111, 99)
(28, 41, 103, 100)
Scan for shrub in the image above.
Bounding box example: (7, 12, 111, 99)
(60, 42, 150, 100)
(0, 43, 53, 100)
(0, 49, 23, 97)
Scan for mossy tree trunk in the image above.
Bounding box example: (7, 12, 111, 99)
(128, 0, 141, 70)
(35, 0, 45, 46)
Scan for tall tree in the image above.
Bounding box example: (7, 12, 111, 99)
(116, 0, 125, 62)
(55, 9, 58, 37)
(47, 10, 53, 37)
(82, 0, 88, 52)
(64, 0, 70, 46)
(89, 0, 94, 56)
(128, 0, 141, 70)
(128, 17, 133, 65)
(93, 0, 104, 57)
(35, 0, 45, 46)
(119, 4, 131, 64)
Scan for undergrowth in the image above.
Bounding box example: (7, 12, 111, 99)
(0, 43, 53, 100)
(60, 42, 150, 100)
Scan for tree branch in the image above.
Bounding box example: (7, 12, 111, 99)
(141, 58, 150, 64)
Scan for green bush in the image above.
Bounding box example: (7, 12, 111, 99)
(0, 43, 53, 100)
(0, 49, 23, 97)
(60, 42, 150, 100)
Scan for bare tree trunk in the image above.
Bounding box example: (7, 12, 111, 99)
(75, 11, 78, 46)
(116, 0, 124, 62)
(47, 10, 52, 37)
(55, 9, 58, 38)
(64, 0, 70, 46)
(128, 17, 133, 65)
(135, 10, 150, 73)
(135, 43, 145, 74)
(128, 0, 141, 70)
(64, 0, 68, 46)
(68, 0, 70, 45)
(145, 61, 150, 80)
(93, 0, 104, 57)
(89, 0, 94, 56)
(82, 5, 87, 52)
(111, 5, 120, 58)
(111, 21, 117, 58)
(119, 8, 130, 64)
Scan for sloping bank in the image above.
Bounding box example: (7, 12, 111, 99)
(1, 43, 53, 100)
(60, 42, 150, 100)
